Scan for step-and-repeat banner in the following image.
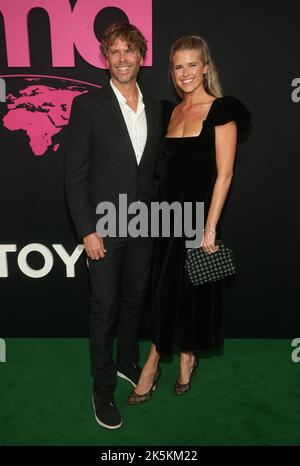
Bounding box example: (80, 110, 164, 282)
(0, 0, 299, 336)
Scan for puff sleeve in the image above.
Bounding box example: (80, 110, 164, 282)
(207, 95, 252, 142)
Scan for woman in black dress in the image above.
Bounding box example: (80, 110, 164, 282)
(129, 35, 251, 403)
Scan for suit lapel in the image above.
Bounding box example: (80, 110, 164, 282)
(139, 94, 154, 168)
(97, 85, 155, 168)
(104, 86, 138, 166)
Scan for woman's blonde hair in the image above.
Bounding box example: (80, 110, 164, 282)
(169, 35, 222, 98)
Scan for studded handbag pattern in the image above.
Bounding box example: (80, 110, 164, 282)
(185, 240, 236, 286)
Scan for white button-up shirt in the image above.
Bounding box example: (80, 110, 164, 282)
(110, 79, 147, 165)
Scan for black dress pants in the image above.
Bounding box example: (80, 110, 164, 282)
(88, 236, 154, 391)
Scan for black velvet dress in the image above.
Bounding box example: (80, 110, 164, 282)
(150, 96, 251, 354)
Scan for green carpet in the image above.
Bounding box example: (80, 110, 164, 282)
(0, 339, 299, 446)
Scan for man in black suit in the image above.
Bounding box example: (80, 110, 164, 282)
(65, 22, 162, 429)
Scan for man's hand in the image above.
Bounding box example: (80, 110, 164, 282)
(83, 232, 106, 260)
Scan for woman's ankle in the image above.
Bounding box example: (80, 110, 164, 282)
(142, 361, 158, 377)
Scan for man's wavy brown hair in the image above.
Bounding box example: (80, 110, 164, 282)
(100, 22, 147, 59)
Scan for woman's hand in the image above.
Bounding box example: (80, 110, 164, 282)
(200, 229, 219, 254)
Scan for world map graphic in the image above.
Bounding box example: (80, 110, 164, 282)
(0, 76, 100, 156)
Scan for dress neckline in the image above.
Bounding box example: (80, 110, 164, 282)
(165, 97, 221, 140)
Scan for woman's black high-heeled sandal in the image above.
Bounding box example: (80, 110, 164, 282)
(128, 367, 160, 405)
(175, 355, 198, 395)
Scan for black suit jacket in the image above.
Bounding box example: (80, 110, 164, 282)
(65, 84, 162, 239)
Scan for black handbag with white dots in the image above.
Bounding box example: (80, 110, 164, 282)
(185, 240, 236, 286)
